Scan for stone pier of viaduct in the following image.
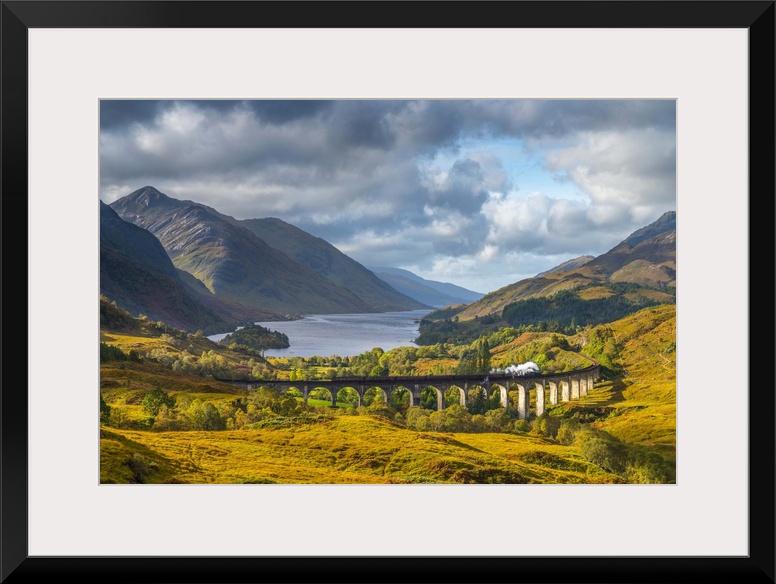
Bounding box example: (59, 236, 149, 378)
(221, 364, 600, 420)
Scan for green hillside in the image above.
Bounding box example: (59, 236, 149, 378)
(100, 301, 676, 485)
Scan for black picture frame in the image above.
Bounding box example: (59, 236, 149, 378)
(2, 2, 773, 583)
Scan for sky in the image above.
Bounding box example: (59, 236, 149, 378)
(100, 99, 676, 294)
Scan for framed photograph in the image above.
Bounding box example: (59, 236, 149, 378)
(4, 1, 773, 582)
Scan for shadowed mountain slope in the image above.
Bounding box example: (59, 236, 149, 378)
(110, 187, 397, 315)
(238, 217, 428, 311)
(100, 201, 247, 333)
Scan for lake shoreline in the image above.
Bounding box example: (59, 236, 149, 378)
(208, 309, 433, 358)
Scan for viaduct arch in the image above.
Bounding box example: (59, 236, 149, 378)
(220, 364, 601, 420)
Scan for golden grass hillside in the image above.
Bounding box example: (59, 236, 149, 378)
(100, 304, 675, 484)
(100, 416, 622, 485)
(548, 304, 676, 459)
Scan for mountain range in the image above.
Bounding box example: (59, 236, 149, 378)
(100, 201, 278, 333)
(449, 211, 676, 322)
(102, 185, 675, 337)
(368, 266, 484, 308)
(103, 187, 428, 332)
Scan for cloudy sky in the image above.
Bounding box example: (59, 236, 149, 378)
(100, 100, 676, 293)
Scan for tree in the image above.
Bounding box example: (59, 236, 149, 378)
(474, 337, 491, 373)
(184, 399, 226, 430)
(109, 408, 127, 429)
(142, 388, 176, 416)
(100, 342, 126, 363)
(420, 387, 440, 410)
(579, 436, 628, 475)
(455, 348, 478, 375)
(441, 404, 473, 432)
(100, 393, 111, 424)
(153, 404, 179, 431)
(467, 387, 488, 415)
(405, 406, 430, 431)
(389, 388, 411, 412)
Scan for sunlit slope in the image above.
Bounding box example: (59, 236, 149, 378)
(99, 301, 675, 484)
(453, 212, 676, 322)
(554, 304, 676, 457)
(100, 416, 622, 484)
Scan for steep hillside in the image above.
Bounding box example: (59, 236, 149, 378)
(369, 266, 484, 307)
(239, 218, 428, 311)
(100, 201, 240, 333)
(558, 304, 676, 459)
(455, 212, 676, 321)
(100, 296, 275, 381)
(535, 255, 594, 277)
(110, 187, 380, 315)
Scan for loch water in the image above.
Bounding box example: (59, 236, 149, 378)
(207, 309, 432, 357)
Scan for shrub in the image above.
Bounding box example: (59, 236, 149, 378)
(484, 408, 510, 432)
(626, 452, 675, 484)
(100, 394, 111, 424)
(99, 343, 126, 363)
(405, 406, 430, 431)
(513, 419, 531, 433)
(126, 453, 156, 483)
(557, 419, 582, 445)
(579, 437, 628, 475)
(531, 413, 561, 438)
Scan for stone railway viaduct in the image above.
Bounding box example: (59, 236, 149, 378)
(221, 364, 601, 420)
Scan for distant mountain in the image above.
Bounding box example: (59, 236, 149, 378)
(110, 187, 412, 316)
(453, 211, 676, 321)
(584, 212, 676, 288)
(100, 201, 262, 333)
(237, 218, 428, 311)
(535, 256, 594, 277)
(622, 211, 676, 247)
(369, 267, 484, 308)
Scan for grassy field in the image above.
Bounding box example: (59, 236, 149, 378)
(548, 304, 676, 459)
(100, 415, 622, 484)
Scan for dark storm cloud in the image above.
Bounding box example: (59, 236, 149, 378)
(100, 100, 243, 130)
(244, 100, 334, 124)
(99, 99, 676, 291)
(100, 100, 163, 130)
(469, 99, 676, 140)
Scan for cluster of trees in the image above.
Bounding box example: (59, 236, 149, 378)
(219, 323, 290, 351)
(502, 285, 668, 332)
(274, 344, 455, 381)
(455, 338, 492, 374)
(544, 416, 675, 484)
(104, 386, 311, 432)
(100, 295, 140, 331)
(415, 316, 494, 346)
(101, 340, 275, 381)
(100, 342, 140, 363)
(416, 284, 673, 347)
(403, 404, 516, 433)
(580, 326, 622, 375)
